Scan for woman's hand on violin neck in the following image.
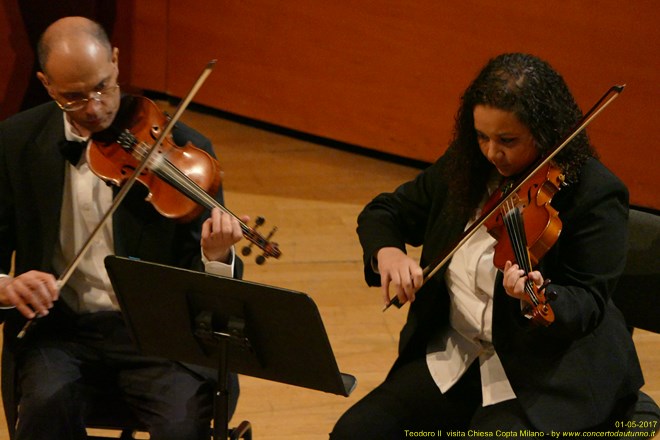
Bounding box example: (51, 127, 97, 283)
(201, 208, 249, 263)
(375, 247, 423, 308)
(502, 261, 544, 300)
(0, 271, 59, 319)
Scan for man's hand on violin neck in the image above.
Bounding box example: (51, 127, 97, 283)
(201, 207, 249, 263)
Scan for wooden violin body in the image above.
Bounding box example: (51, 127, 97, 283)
(89, 95, 282, 262)
(484, 163, 564, 268)
(89, 96, 222, 223)
(483, 163, 565, 326)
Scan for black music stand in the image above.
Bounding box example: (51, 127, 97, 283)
(104, 255, 356, 440)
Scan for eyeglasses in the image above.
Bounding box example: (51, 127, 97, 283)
(55, 84, 120, 112)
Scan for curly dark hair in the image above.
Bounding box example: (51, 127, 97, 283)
(444, 53, 596, 215)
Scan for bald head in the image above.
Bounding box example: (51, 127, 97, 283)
(37, 16, 112, 75)
(36, 16, 120, 136)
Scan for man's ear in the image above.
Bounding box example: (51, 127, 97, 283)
(36, 71, 57, 100)
(112, 46, 119, 65)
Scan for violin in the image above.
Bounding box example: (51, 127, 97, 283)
(89, 95, 282, 263)
(383, 85, 626, 325)
(482, 163, 565, 326)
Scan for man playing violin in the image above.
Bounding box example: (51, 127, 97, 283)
(331, 53, 643, 437)
(0, 16, 245, 439)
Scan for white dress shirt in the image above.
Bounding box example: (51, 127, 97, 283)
(426, 180, 516, 406)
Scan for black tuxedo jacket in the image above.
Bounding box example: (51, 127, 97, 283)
(0, 99, 241, 281)
(0, 99, 242, 430)
(357, 154, 643, 431)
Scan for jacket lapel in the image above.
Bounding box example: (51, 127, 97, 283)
(24, 109, 67, 268)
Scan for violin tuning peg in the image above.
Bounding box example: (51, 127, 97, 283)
(241, 216, 281, 264)
(538, 279, 557, 302)
(242, 217, 268, 257)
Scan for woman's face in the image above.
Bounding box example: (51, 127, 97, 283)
(473, 105, 540, 177)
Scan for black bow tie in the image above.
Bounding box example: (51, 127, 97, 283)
(58, 140, 87, 165)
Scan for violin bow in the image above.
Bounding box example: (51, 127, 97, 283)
(384, 84, 625, 311)
(18, 60, 217, 339)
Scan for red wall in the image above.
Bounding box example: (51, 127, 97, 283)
(2, 1, 658, 209)
(0, 0, 32, 115)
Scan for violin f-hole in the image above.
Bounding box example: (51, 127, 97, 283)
(150, 124, 161, 140)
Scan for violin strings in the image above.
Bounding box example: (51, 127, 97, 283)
(502, 198, 539, 306)
(131, 140, 270, 249)
(134, 141, 237, 216)
(161, 156, 261, 237)
(117, 131, 277, 256)
(123, 133, 242, 226)
(158, 156, 268, 247)
(118, 131, 280, 257)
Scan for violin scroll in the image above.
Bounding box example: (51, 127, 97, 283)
(241, 216, 281, 264)
(522, 279, 557, 327)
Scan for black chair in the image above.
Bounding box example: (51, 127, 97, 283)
(612, 207, 660, 439)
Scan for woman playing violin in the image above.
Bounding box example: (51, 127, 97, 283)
(331, 53, 643, 437)
(0, 16, 246, 440)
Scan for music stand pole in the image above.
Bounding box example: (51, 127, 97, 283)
(194, 311, 248, 440)
(215, 337, 229, 440)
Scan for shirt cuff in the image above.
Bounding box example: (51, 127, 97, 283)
(0, 274, 16, 309)
(201, 247, 235, 278)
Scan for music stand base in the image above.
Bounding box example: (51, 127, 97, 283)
(228, 421, 252, 440)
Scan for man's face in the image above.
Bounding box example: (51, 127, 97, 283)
(39, 46, 121, 137)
